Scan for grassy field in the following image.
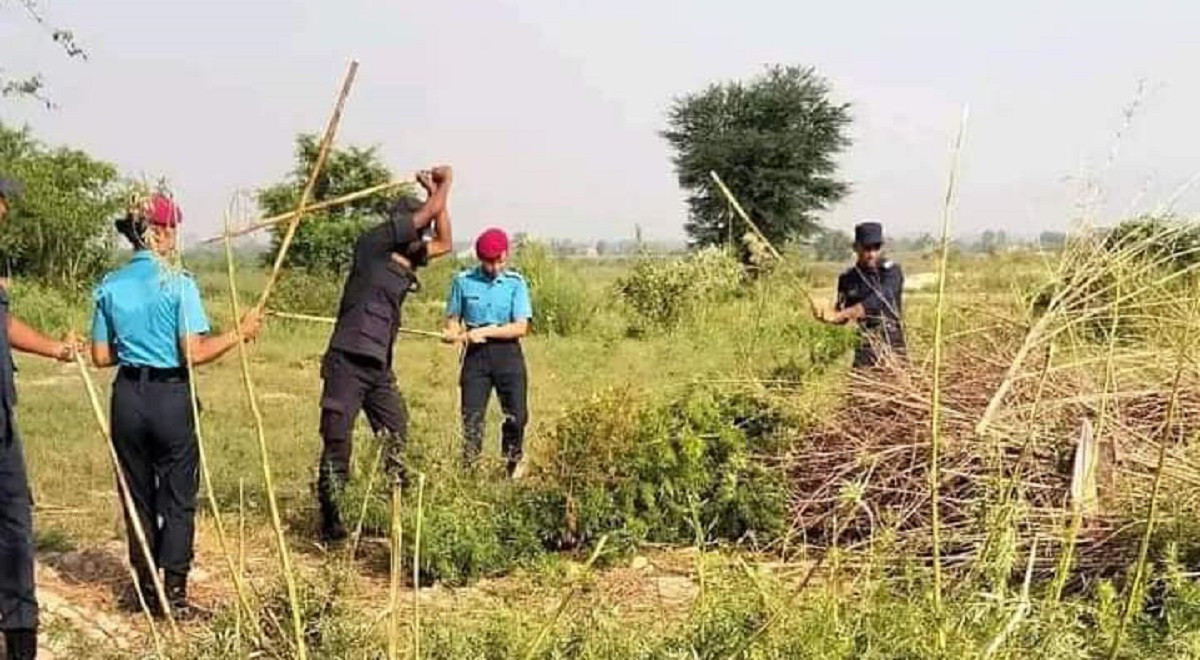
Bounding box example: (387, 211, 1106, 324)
(11, 243, 1200, 659)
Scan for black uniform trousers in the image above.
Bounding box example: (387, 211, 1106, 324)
(0, 431, 36, 632)
(317, 349, 408, 525)
(460, 341, 528, 466)
(109, 368, 200, 585)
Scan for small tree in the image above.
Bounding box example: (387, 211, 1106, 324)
(0, 122, 124, 287)
(662, 65, 852, 261)
(258, 134, 413, 274)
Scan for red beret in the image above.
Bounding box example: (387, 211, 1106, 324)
(475, 228, 509, 260)
(145, 194, 183, 227)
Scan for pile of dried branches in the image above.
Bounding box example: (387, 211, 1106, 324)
(787, 328, 1200, 575)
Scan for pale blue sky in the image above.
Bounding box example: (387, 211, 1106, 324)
(3, 0, 1198, 242)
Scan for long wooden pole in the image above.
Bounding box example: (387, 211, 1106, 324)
(267, 310, 443, 340)
(257, 60, 359, 312)
(73, 354, 178, 641)
(708, 170, 818, 309)
(200, 180, 409, 245)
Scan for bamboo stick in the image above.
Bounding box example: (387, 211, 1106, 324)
(708, 170, 818, 310)
(268, 310, 444, 340)
(929, 104, 969, 653)
(199, 181, 410, 245)
(258, 60, 359, 312)
(72, 353, 177, 644)
(412, 473, 426, 660)
(224, 217, 309, 660)
(387, 484, 403, 660)
(521, 535, 609, 660)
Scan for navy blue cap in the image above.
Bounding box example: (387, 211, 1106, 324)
(0, 176, 24, 201)
(854, 221, 884, 246)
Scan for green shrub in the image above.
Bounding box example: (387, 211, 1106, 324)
(615, 247, 743, 334)
(6, 279, 89, 335)
(269, 269, 344, 316)
(514, 241, 595, 337)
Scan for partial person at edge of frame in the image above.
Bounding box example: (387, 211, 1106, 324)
(815, 220, 907, 369)
(443, 228, 533, 480)
(315, 165, 454, 544)
(0, 175, 85, 660)
(90, 193, 262, 619)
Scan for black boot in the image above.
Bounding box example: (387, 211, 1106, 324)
(4, 629, 37, 660)
(165, 573, 199, 622)
(319, 500, 348, 544)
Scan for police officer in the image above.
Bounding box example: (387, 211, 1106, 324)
(443, 228, 533, 479)
(818, 221, 906, 368)
(317, 166, 454, 542)
(0, 176, 85, 660)
(90, 194, 262, 617)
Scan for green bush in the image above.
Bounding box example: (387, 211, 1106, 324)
(615, 247, 743, 334)
(535, 385, 791, 551)
(269, 269, 345, 316)
(6, 279, 89, 335)
(514, 241, 595, 337)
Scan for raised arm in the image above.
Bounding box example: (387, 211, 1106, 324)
(417, 171, 454, 259)
(411, 165, 453, 233)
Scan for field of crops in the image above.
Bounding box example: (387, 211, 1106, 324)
(5, 229, 1200, 659)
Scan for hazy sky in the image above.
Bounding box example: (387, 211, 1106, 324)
(3, 0, 1199, 242)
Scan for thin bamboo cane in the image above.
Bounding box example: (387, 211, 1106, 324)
(236, 478, 246, 659)
(521, 535, 609, 660)
(258, 60, 359, 312)
(412, 473, 426, 660)
(72, 353, 177, 644)
(268, 310, 443, 340)
(1108, 358, 1187, 658)
(180, 245, 262, 640)
(224, 220, 309, 660)
(348, 444, 386, 563)
(708, 170, 819, 310)
(200, 180, 409, 245)
(929, 104, 969, 653)
(387, 484, 403, 660)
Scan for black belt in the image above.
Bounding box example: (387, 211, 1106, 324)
(118, 365, 190, 383)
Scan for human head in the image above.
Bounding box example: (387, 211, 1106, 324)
(853, 221, 884, 269)
(118, 194, 183, 255)
(0, 176, 25, 221)
(475, 228, 509, 279)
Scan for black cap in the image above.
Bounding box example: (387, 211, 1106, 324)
(854, 221, 884, 247)
(0, 176, 24, 202)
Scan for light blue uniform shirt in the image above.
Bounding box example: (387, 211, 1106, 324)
(91, 251, 211, 368)
(445, 267, 533, 328)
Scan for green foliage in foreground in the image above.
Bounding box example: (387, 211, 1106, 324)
(173, 547, 1200, 660)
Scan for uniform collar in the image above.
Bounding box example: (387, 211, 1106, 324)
(130, 250, 156, 263)
(473, 265, 504, 282)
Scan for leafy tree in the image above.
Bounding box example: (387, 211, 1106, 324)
(662, 65, 852, 261)
(258, 134, 414, 274)
(0, 122, 124, 286)
(1, 0, 88, 109)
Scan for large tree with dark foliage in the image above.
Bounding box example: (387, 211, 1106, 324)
(662, 65, 851, 258)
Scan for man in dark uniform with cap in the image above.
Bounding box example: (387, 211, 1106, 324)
(317, 165, 455, 543)
(91, 193, 262, 617)
(0, 176, 85, 659)
(818, 221, 906, 368)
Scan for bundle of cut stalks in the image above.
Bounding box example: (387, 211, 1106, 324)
(787, 328, 1200, 576)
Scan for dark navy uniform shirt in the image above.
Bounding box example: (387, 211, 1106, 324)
(327, 199, 428, 366)
(837, 261, 906, 365)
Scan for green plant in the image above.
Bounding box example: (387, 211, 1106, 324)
(514, 240, 595, 337)
(615, 247, 743, 334)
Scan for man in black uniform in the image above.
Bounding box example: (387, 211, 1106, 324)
(317, 166, 454, 542)
(818, 221, 906, 368)
(0, 176, 84, 660)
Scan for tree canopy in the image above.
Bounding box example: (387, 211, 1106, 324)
(258, 134, 414, 273)
(662, 65, 852, 259)
(0, 122, 124, 286)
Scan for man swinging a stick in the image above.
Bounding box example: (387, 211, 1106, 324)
(315, 165, 454, 543)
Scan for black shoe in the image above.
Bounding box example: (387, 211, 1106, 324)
(4, 629, 37, 660)
(320, 507, 349, 544)
(164, 574, 206, 622)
